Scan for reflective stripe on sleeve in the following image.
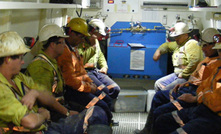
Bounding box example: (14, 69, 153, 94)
(172, 100, 183, 111)
(176, 127, 187, 134)
(172, 111, 185, 127)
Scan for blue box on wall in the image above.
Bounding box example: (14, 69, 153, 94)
(107, 21, 168, 80)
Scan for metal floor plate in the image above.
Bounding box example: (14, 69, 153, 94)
(112, 112, 148, 134)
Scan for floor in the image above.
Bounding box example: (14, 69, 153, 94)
(110, 78, 154, 134)
(112, 112, 148, 134)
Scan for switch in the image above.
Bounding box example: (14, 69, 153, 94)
(162, 15, 167, 25)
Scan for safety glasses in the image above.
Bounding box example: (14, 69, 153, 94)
(56, 41, 66, 45)
(71, 30, 86, 39)
(10, 54, 24, 61)
(213, 34, 221, 43)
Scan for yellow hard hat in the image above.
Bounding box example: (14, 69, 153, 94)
(0, 31, 30, 57)
(67, 18, 90, 37)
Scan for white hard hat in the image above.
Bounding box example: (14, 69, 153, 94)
(213, 34, 221, 49)
(170, 22, 191, 37)
(0, 31, 30, 57)
(39, 24, 69, 42)
(200, 28, 219, 45)
(88, 19, 106, 36)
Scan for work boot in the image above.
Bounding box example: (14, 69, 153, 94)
(111, 119, 119, 126)
(87, 124, 112, 134)
(110, 98, 118, 112)
(133, 110, 154, 134)
(134, 128, 149, 134)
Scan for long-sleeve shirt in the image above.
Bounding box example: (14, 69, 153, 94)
(172, 38, 203, 79)
(158, 41, 178, 54)
(78, 39, 108, 69)
(26, 50, 64, 95)
(0, 73, 46, 131)
(57, 44, 93, 93)
(189, 56, 219, 86)
(196, 59, 221, 114)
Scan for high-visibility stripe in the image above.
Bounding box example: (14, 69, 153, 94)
(52, 80, 58, 93)
(169, 89, 174, 101)
(55, 96, 64, 102)
(159, 83, 166, 90)
(0, 126, 44, 133)
(85, 92, 106, 108)
(204, 90, 212, 94)
(172, 100, 183, 111)
(97, 84, 105, 91)
(172, 111, 185, 127)
(13, 126, 30, 132)
(197, 91, 203, 101)
(83, 106, 95, 133)
(98, 92, 107, 100)
(85, 97, 99, 109)
(176, 127, 187, 134)
(107, 83, 118, 90)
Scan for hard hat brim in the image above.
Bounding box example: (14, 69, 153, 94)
(0, 47, 30, 58)
(84, 33, 91, 37)
(170, 31, 191, 37)
(212, 43, 221, 49)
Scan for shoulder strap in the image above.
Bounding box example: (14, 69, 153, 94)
(94, 40, 99, 68)
(35, 54, 58, 93)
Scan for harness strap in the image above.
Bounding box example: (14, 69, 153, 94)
(34, 54, 58, 93)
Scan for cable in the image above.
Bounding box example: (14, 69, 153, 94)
(76, 7, 83, 17)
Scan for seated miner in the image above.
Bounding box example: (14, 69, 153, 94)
(155, 33, 221, 134)
(0, 31, 111, 134)
(154, 22, 203, 92)
(57, 17, 113, 123)
(77, 19, 120, 111)
(134, 28, 220, 134)
(25, 24, 83, 122)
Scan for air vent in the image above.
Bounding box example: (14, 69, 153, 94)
(142, 0, 190, 7)
(143, 2, 188, 7)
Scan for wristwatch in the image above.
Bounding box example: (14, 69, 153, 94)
(66, 110, 70, 117)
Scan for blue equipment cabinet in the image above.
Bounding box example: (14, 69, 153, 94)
(107, 21, 168, 80)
